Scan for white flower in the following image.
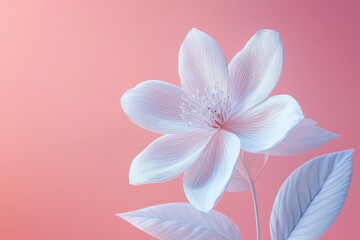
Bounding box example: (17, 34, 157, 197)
(121, 28, 304, 212)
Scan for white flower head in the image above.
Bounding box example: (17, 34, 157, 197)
(121, 28, 306, 212)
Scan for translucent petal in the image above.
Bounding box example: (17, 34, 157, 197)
(121, 80, 199, 134)
(225, 95, 303, 152)
(179, 28, 229, 101)
(227, 153, 268, 192)
(228, 30, 283, 116)
(184, 130, 241, 212)
(263, 119, 339, 156)
(226, 156, 250, 192)
(129, 130, 213, 185)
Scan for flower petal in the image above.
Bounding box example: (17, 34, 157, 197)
(224, 95, 303, 152)
(228, 30, 283, 116)
(263, 119, 339, 156)
(179, 28, 229, 100)
(226, 156, 250, 192)
(227, 152, 267, 192)
(183, 130, 241, 212)
(129, 130, 213, 185)
(121, 80, 199, 134)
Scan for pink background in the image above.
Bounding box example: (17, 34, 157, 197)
(1, 0, 359, 239)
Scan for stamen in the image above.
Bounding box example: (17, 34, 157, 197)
(179, 82, 231, 129)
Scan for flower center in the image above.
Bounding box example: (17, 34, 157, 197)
(179, 82, 231, 129)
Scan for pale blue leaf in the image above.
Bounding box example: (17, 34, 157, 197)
(118, 203, 242, 240)
(270, 150, 353, 240)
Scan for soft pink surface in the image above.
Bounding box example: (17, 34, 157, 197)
(1, 0, 359, 239)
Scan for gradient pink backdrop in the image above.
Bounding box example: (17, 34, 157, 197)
(1, 0, 359, 239)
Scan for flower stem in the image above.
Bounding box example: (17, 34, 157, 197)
(253, 154, 269, 182)
(243, 153, 260, 240)
(249, 176, 260, 240)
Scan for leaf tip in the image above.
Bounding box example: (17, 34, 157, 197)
(343, 149, 355, 161)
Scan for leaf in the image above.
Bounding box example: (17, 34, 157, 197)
(117, 202, 242, 240)
(270, 150, 353, 240)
